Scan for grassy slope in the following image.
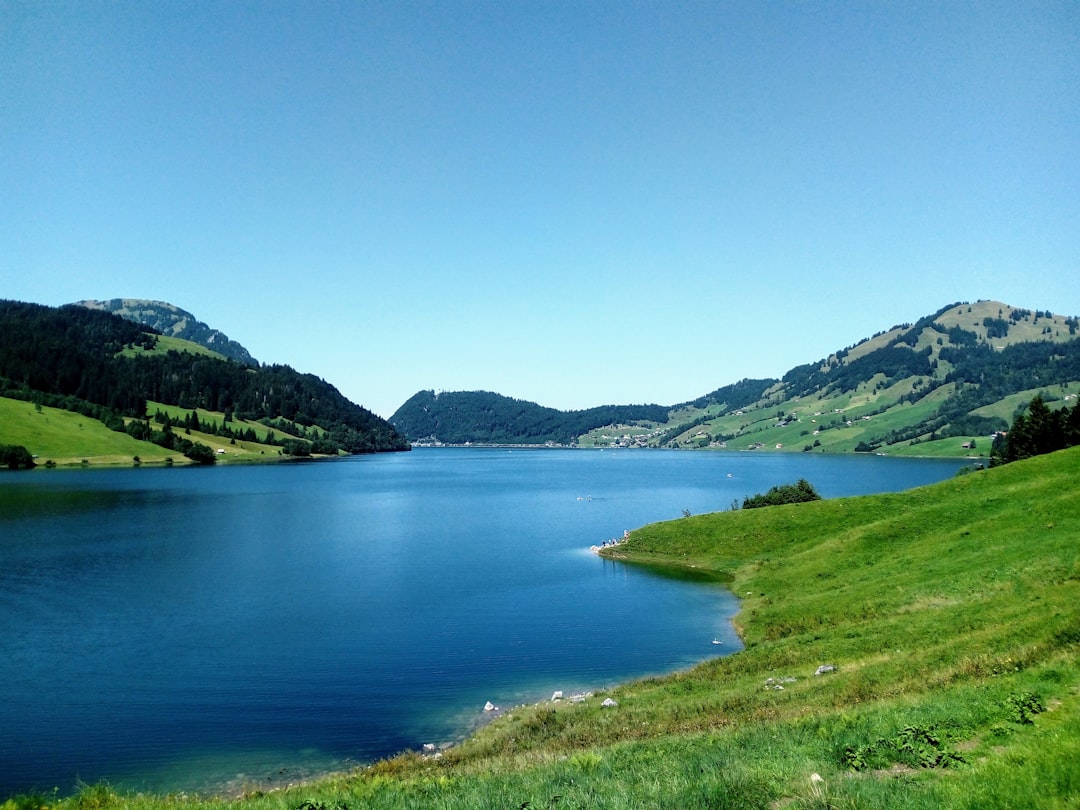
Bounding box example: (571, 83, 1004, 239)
(0, 397, 287, 466)
(121, 334, 229, 361)
(648, 301, 1080, 457)
(0, 397, 177, 466)
(146, 401, 308, 455)
(17, 447, 1079, 809)
(0, 335, 265, 466)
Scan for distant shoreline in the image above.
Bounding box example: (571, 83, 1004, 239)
(409, 442, 985, 461)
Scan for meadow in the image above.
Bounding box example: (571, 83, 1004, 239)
(6, 445, 1077, 809)
(0, 397, 177, 466)
(0, 397, 303, 467)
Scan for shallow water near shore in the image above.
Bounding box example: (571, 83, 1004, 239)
(0, 448, 967, 796)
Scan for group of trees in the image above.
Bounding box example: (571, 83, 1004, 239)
(991, 395, 1080, 465)
(0, 301, 156, 413)
(739, 478, 822, 509)
(0, 444, 35, 470)
(122, 415, 216, 463)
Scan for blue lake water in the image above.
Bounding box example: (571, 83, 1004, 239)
(0, 448, 968, 796)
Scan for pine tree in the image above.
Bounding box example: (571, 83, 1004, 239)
(1066, 399, 1080, 447)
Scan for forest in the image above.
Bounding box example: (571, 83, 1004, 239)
(391, 389, 668, 445)
(0, 300, 409, 457)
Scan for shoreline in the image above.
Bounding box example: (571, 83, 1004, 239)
(159, 688, 617, 801)
(1, 449, 405, 472)
(105, 531, 727, 802)
(410, 443, 987, 460)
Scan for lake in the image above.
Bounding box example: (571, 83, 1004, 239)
(0, 448, 968, 796)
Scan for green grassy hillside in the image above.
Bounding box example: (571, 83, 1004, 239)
(0, 397, 178, 466)
(0, 397, 288, 466)
(121, 333, 230, 361)
(650, 300, 1080, 456)
(13, 447, 1079, 808)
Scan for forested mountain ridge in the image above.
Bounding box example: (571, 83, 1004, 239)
(392, 301, 1080, 455)
(391, 390, 668, 446)
(0, 300, 408, 460)
(76, 298, 257, 365)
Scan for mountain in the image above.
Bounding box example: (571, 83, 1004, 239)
(391, 390, 668, 446)
(662, 300, 1080, 456)
(392, 301, 1080, 455)
(0, 300, 409, 461)
(76, 298, 258, 366)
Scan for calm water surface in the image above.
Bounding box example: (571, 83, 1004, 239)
(0, 448, 967, 795)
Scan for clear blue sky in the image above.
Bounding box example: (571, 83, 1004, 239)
(3, 1, 1078, 418)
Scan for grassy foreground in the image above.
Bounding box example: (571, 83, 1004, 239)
(7, 449, 1080, 809)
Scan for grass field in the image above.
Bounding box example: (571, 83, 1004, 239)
(0, 397, 288, 466)
(664, 382, 978, 456)
(645, 303, 1080, 457)
(7, 445, 1078, 809)
(146, 402, 307, 448)
(121, 334, 229, 361)
(0, 397, 177, 466)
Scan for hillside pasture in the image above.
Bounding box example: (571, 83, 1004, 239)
(936, 300, 1077, 346)
(0, 397, 176, 466)
(147, 402, 348, 460)
(146, 401, 307, 446)
(120, 333, 229, 361)
(0, 397, 289, 467)
(969, 383, 1080, 425)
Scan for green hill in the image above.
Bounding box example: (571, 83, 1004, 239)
(19, 443, 1079, 808)
(663, 300, 1080, 457)
(390, 390, 668, 445)
(391, 301, 1080, 456)
(0, 300, 408, 464)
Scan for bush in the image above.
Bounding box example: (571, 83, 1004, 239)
(182, 442, 217, 465)
(0, 443, 35, 470)
(741, 479, 821, 509)
(1005, 691, 1045, 725)
(841, 725, 965, 771)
